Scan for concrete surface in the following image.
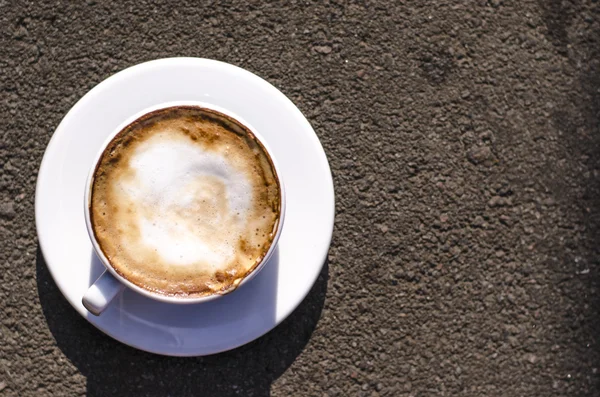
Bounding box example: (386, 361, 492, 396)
(1, 0, 600, 396)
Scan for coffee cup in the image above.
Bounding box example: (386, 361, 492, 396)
(82, 102, 285, 315)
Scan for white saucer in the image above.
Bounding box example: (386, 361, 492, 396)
(35, 58, 334, 356)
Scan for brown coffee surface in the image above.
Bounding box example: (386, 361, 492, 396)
(90, 106, 281, 297)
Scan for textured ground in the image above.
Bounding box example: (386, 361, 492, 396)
(2, 0, 600, 396)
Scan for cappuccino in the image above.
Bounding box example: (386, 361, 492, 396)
(90, 106, 281, 297)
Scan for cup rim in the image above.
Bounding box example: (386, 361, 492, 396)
(83, 101, 286, 304)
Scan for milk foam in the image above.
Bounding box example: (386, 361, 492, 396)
(91, 106, 281, 297)
(117, 134, 252, 269)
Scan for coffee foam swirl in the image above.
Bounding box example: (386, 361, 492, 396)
(123, 135, 251, 265)
(91, 107, 280, 297)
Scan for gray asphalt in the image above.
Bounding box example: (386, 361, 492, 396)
(1, 0, 600, 396)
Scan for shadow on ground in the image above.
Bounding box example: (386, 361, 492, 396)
(540, 1, 600, 393)
(36, 247, 328, 397)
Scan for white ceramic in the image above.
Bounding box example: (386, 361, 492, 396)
(35, 58, 334, 356)
(81, 101, 287, 316)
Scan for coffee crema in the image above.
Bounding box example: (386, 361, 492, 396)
(90, 106, 281, 297)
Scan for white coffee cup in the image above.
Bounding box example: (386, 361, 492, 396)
(82, 101, 286, 316)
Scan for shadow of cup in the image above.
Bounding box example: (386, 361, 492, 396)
(36, 246, 328, 397)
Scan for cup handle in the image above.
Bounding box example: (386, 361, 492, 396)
(82, 270, 125, 316)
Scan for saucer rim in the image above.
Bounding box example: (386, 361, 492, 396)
(35, 57, 335, 356)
